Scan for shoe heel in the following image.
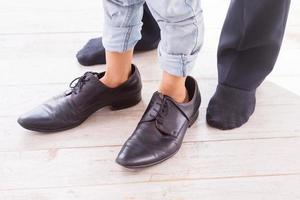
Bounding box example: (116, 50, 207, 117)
(188, 110, 199, 128)
(110, 94, 142, 111)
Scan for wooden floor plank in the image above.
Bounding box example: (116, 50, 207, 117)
(268, 77, 300, 96)
(1, 137, 300, 190)
(0, 0, 102, 34)
(1, 175, 300, 200)
(1, 104, 300, 152)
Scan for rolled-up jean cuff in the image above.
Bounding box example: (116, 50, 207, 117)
(103, 23, 142, 53)
(158, 46, 199, 77)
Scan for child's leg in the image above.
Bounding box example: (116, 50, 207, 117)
(101, 50, 133, 88)
(17, 0, 146, 132)
(116, 0, 204, 168)
(101, 0, 144, 88)
(146, 0, 204, 102)
(159, 71, 188, 103)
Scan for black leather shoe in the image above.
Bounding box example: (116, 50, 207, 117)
(18, 65, 142, 132)
(76, 4, 160, 66)
(116, 76, 201, 168)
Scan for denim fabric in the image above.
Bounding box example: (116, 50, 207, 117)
(102, 0, 204, 77)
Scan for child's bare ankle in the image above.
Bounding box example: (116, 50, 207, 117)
(100, 74, 128, 88)
(159, 71, 189, 103)
(159, 85, 189, 103)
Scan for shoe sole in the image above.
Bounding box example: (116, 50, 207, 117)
(116, 110, 199, 169)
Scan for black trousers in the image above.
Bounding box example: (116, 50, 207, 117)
(217, 0, 291, 91)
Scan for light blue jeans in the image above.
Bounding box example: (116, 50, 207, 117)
(102, 0, 204, 77)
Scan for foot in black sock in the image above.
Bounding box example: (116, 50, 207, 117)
(76, 38, 106, 66)
(76, 4, 160, 66)
(206, 84, 256, 130)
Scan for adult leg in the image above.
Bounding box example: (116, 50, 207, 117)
(76, 3, 160, 66)
(207, 0, 291, 130)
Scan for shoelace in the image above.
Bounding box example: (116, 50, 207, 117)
(149, 98, 169, 125)
(69, 72, 98, 94)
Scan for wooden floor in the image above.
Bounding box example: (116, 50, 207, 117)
(1, 0, 300, 199)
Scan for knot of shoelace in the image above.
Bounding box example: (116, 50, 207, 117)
(69, 72, 97, 94)
(149, 99, 169, 125)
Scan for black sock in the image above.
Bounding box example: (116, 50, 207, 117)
(76, 38, 106, 66)
(206, 84, 256, 130)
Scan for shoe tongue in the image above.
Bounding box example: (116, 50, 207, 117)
(153, 91, 164, 100)
(86, 72, 99, 79)
(83, 72, 101, 85)
(67, 72, 100, 96)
